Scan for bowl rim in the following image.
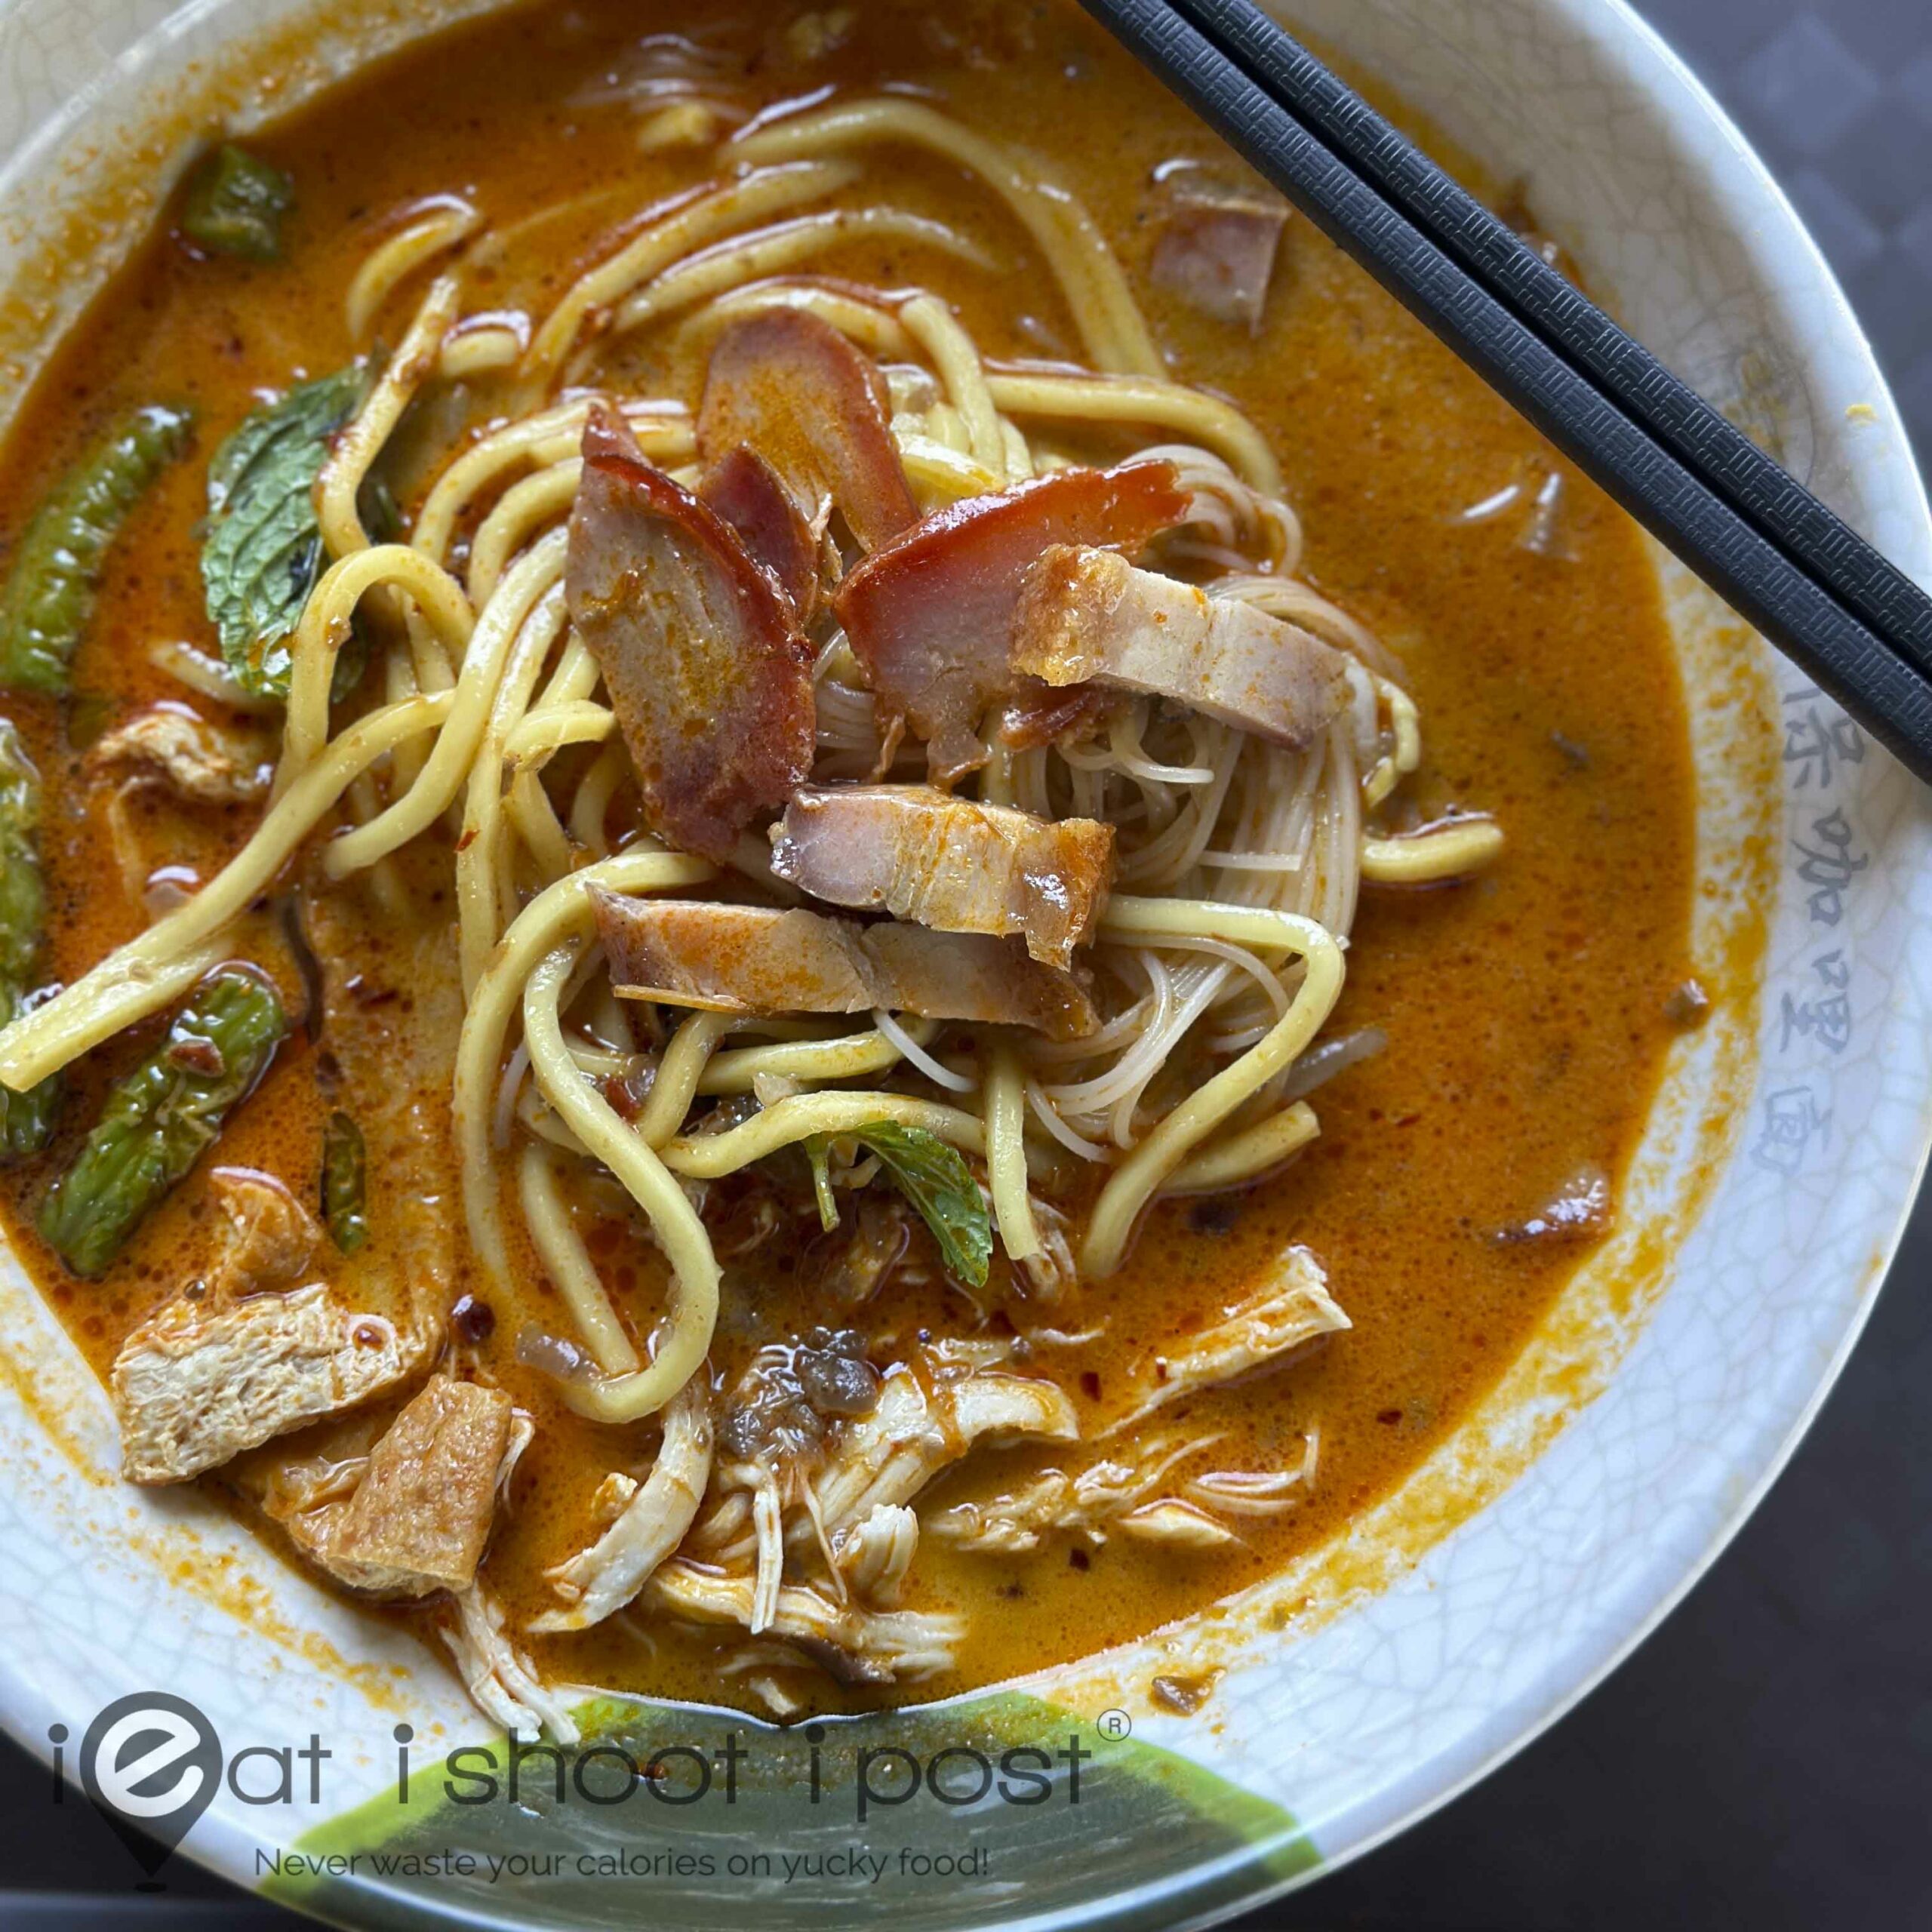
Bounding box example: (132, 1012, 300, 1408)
(0, 0, 1925, 1925)
(1167, 0, 1932, 1918)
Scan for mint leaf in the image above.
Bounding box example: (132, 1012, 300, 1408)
(840, 1122, 991, 1288)
(201, 365, 370, 699)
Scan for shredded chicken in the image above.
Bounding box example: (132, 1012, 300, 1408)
(442, 1583, 581, 1743)
(1149, 168, 1291, 331)
(746, 1468, 789, 1632)
(1108, 1247, 1349, 1431)
(768, 784, 1115, 969)
(834, 460, 1189, 780)
(1011, 546, 1349, 748)
(565, 402, 814, 860)
(591, 890, 1099, 1039)
(685, 1352, 1076, 1641)
(530, 1377, 713, 1632)
(275, 1379, 516, 1597)
(1186, 1441, 1318, 1515)
(88, 703, 270, 803)
(696, 1331, 882, 1628)
(931, 1420, 1315, 1555)
(1115, 1499, 1238, 1549)
(746, 1675, 807, 1719)
(1011, 1192, 1079, 1306)
(111, 1284, 420, 1485)
(587, 1470, 639, 1521)
(811, 1362, 1078, 1546)
(928, 1432, 1209, 1554)
(838, 1502, 918, 1605)
(646, 1561, 963, 1683)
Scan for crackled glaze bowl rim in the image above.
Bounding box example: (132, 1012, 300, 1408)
(1153, 1, 1932, 1914)
(0, 1, 1925, 1927)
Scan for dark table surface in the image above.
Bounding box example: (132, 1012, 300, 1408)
(4, 1, 1930, 1926)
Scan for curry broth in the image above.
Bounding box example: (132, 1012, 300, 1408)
(0, 0, 1697, 1712)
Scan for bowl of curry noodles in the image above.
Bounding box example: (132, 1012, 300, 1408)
(0, 0, 1924, 1924)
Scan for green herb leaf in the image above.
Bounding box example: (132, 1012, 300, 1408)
(201, 365, 370, 700)
(0, 404, 194, 696)
(182, 145, 294, 263)
(358, 470, 404, 545)
(38, 968, 286, 1276)
(321, 1109, 369, 1254)
(837, 1122, 990, 1288)
(63, 692, 115, 752)
(804, 1137, 839, 1232)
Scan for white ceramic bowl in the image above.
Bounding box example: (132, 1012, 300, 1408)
(0, 2, 1927, 1927)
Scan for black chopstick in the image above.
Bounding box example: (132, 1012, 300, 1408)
(1077, 0, 1932, 784)
(1171, 0, 1932, 675)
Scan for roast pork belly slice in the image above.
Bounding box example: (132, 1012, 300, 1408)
(589, 889, 1097, 1040)
(111, 1282, 419, 1485)
(278, 1378, 516, 1598)
(995, 681, 1118, 753)
(565, 402, 815, 862)
(1149, 168, 1291, 331)
(833, 459, 1190, 781)
(697, 306, 917, 553)
(1011, 544, 1350, 748)
(768, 783, 1114, 969)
